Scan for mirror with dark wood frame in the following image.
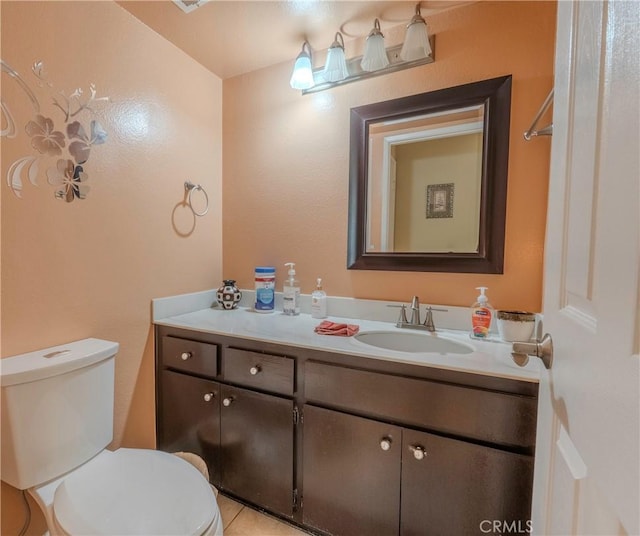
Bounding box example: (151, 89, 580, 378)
(347, 75, 512, 273)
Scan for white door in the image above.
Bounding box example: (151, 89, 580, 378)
(531, 1, 639, 535)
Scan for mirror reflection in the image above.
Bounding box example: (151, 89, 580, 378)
(366, 105, 484, 253)
(348, 75, 512, 273)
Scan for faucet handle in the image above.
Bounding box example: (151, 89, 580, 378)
(399, 304, 408, 324)
(422, 306, 448, 332)
(423, 307, 435, 331)
(387, 304, 408, 325)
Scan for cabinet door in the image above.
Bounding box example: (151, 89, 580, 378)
(158, 370, 221, 486)
(220, 384, 294, 517)
(401, 428, 534, 536)
(302, 405, 401, 536)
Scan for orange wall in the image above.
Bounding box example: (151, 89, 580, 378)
(222, 1, 556, 312)
(0, 1, 222, 532)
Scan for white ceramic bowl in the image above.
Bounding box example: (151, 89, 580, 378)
(496, 310, 536, 342)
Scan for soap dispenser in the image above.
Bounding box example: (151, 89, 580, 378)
(283, 262, 300, 316)
(311, 278, 327, 319)
(471, 286, 494, 338)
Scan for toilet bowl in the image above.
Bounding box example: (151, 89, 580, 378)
(0, 338, 222, 535)
(30, 449, 222, 536)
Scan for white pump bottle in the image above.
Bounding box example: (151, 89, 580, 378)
(311, 278, 327, 319)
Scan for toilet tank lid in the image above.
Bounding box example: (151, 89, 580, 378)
(0, 338, 118, 387)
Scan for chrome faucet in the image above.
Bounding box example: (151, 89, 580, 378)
(391, 296, 448, 332)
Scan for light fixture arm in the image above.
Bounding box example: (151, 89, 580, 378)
(299, 41, 312, 58)
(369, 18, 383, 38)
(331, 32, 345, 50)
(409, 3, 426, 25)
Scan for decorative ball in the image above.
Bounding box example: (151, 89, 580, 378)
(216, 280, 242, 310)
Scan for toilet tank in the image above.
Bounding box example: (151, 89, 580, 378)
(1, 338, 118, 489)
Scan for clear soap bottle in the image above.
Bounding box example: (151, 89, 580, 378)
(283, 262, 300, 316)
(311, 278, 327, 319)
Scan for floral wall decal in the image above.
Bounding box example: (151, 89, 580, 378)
(1, 59, 110, 202)
(26, 114, 66, 156)
(46, 159, 90, 202)
(67, 119, 107, 164)
(1, 100, 18, 138)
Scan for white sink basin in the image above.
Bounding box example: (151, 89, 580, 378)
(354, 330, 474, 355)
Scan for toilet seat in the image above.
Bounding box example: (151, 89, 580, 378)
(52, 448, 218, 536)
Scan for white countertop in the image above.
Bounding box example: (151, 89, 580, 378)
(154, 306, 541, 383)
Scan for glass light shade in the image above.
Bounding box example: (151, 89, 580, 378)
(400, 11, 432, 61)
(323, 33, 349, 82)
(289, 43, 314, 90)
(361, 20, 389, 72)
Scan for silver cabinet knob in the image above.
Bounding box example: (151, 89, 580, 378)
(180, 352, 192, 361)
(203, 393, 214, 402)
(380, 437, 392, 451)
(222, 397, 234, 407)
(409, 445, 426, 460)
(249, 365, 261, 375)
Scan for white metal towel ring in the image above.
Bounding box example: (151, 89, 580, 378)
(184, 181, 209, 217)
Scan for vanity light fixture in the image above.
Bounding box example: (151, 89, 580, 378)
(400, 3, 432, 61)
(289, 41, 314, 90)
(323, 32, 349, 83)
(290, 3, 435, 95)
(361, 19, 390, 72)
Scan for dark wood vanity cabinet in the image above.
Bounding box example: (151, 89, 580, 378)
(302, 406, 534, 536)
(156, 333, 295, 517)
(400, 428, 533, 536)
(302, 405, 402, 536)
(159, 369, 222, 485)
(219, 383, 294, 515)
(303, 360, 536, 535)
(155, 325, 538, 535)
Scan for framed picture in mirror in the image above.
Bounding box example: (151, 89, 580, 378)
(426, 183, 454, 219)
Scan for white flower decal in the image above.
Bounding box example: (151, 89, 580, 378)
(47, 158, 90, 202)
(25, 114, 66, 156)
(4, 60, 109, 202)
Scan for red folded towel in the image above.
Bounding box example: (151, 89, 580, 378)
(314, 320, 360, 337)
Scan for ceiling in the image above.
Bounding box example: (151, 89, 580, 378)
(116, 1, 470, 79)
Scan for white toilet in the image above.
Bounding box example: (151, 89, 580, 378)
(0, 338, 223, 536)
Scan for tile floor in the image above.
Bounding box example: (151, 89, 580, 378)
(217, 493, 311, 536)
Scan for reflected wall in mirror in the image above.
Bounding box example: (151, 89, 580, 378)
(367, 105, 484, 253)
(348, 75, 512, 273)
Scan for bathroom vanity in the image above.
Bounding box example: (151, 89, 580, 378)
(154, 306, 538, 536)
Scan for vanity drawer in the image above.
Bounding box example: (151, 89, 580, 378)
(161, 336, 218, 378)
(223, 348, 294, 396)
(304, 361, 537, 449)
